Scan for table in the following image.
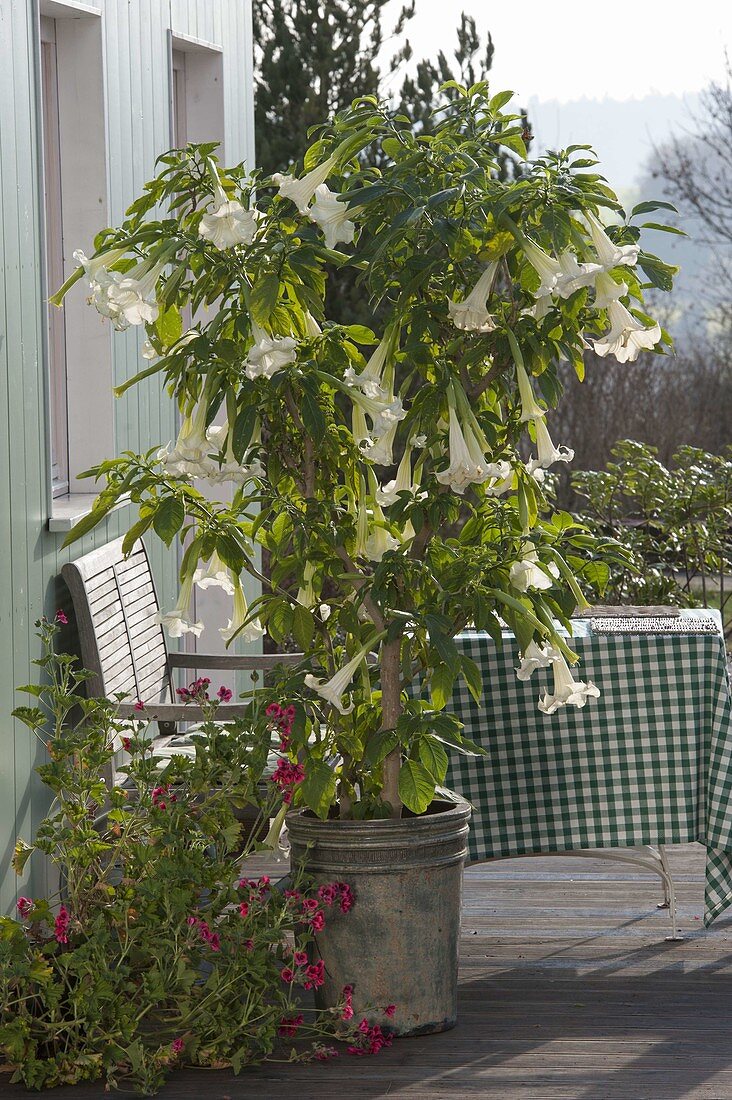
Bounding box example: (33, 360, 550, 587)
(444, 612, 732, 929)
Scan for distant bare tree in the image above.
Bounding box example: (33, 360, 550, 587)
(653, 57, 732, 313)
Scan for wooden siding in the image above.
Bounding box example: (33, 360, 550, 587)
(0, 0, 254, 914)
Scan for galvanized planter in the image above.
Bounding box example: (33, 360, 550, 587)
(287, 798, 471, 1036)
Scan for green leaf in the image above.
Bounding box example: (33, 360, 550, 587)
(232, 403, 257, 461)
(249, 273, 280, 326)
(430, 662, 456, 710)
(398, 760, 435, 815)
(300, 385, 326, 440)
(489, 89, 514, 112)
(344, 324, 378, 345)
(61, 498, 114, 548)
(122, 513, 154, 556)
(640, 222, 687, 236)
(418, 737, 449, 783)
(630, 199, 678, 218)
(500, 131, 527, 159)
(12, 839, 34, 875)
(364, 727, 400, 766)
(638, 252, 679, 292)
(292, 604, 315, 650)
(460, 655, 483, 705)
(155, 304, 183, 347)
(152, 496, 185, 546)
(300, 759, 337, 819)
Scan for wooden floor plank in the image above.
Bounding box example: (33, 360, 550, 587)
(6, 842, 732, 1099)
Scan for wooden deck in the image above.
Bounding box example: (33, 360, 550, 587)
(7, 843, 732, 1099)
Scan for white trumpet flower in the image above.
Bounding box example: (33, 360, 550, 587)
(106, 255, 167, 327)
(538, 651, 601, 714)
(448, 262, 498, 332)
(274, 155, 337, 214)
(193, 551, 236, 595)
(345, 330, 396, 399)
(528, 417, 575, 470)
(554, 251, 602, 299)
(199, 182, 257, 250)
(296, 561, 318, 608)
(436, 404, 502, 495)
(245, 322, 298, 380)
(593, 271, 628, 310)
(220, 583, 265, 646)
(303, 310, 322, 338)
(308, 184, 358, 249)
(304, 636, 380, 715)
(348, 386, 405, 439)
(522, 238, 564, 299)
(592, 300, 662, 363)
(156, 573, 204, 639)
(360, 422, 398, 466)
(485, 463, 514, 496)
(516, 361, 547, 422)
(585, 211, 639, 269)
(206, 423, 265, 485)
(376, 446, 420, 506)
(509, 542, 560, 592)
(515, 640, 561, 680)
(74, 246, 127, 288)
(159, 399, 217, 478)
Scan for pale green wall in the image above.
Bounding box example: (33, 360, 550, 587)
(0, 0, 255, 913)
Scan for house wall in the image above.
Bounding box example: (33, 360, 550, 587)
(0, 0, 255, 914)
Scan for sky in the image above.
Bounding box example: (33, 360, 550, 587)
(381, 0, 732, 191)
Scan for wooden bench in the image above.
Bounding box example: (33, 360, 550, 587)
(62, 536, 301, 736)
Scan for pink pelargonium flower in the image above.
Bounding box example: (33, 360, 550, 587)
(280, 966, 295, 983)
(384, 1004, 396, 1018)
(310, 911, 326, 932)
(278, 1013, 304, 1039)
(16, 896, 33, 919)
(303, 960, 326, 990)
(217, 685, 233, 703)
(54, 904, 70, 944)
(171, 1038, 185, 1055)
(55, 610, 68, 625)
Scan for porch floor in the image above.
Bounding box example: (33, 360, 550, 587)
(9, 843, 732, 1099)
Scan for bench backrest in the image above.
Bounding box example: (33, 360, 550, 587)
(61, 537, 173, 706)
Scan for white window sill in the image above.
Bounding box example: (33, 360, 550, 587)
(48, 493, 130, 533)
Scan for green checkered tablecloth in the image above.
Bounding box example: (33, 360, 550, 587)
(442, 615, 732, 926)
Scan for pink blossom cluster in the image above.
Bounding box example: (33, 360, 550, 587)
(270, 759, 305, 804)
(278, 1013, 304, 1038)
(176, 676, 211, 702)
(238, 874, 270, 900)
(186, 915, 220, 952)
(280, 955, 325, 989)
(151, 783, 176, 810)
(265, 702, 296, 751)
(54, 904, 70, 944)
(16, 897, 33, 920)
(317, 881, 355, 914)
(348, 1018, 394, 1057)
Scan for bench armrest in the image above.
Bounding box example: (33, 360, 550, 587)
(167, 652, 304, 670)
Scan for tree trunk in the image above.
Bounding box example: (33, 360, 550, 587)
(380, 636, 403, 818)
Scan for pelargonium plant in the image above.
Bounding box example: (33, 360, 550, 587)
(1, 620, 392, 1094)
(53, 84, 677, 820)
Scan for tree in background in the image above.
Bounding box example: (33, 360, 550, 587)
(253, 2, 507, 325)
(253, 2, 500, 174)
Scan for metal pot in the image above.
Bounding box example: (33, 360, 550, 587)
(286, 798, 471, 1036)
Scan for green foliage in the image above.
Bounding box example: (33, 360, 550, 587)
(53, 86, 675, 820)
(572, 440, 732, 640)
(0, 622, 378, 1093)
